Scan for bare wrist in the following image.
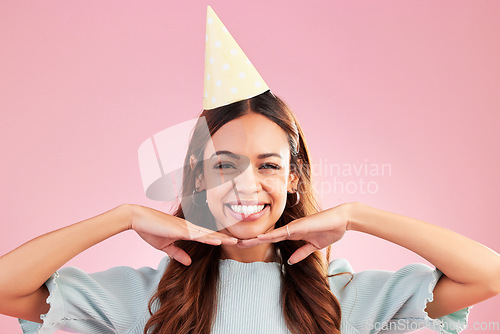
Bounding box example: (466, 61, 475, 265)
(114, 203, 135, 231)
(345, 202, 365, 231)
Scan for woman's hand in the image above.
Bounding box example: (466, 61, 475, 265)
(236, 203, 353, 265)
(128, 204, 238, 266)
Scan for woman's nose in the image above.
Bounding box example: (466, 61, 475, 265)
(232, 165, 261, 194)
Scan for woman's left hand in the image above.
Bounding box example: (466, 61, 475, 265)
(236, 202, 354, 264)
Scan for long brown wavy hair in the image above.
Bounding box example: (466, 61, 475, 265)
(144, 91, 353, 334)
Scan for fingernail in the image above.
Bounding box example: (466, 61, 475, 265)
(230, 238, 238, 242)
(257, 234, 265, 238)
(287, 259, 293, 265)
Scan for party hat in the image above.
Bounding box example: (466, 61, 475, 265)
(203, 6, 269, 109)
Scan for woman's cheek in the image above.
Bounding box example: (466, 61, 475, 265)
(206, 187, 227, 217)
(263, 178, 288, 201)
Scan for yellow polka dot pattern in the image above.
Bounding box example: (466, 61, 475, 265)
(203, 6, 269, 110)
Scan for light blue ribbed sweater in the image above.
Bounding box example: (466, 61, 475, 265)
(19, 257, 471, 334)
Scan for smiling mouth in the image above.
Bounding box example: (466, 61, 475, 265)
(225, 203, 269, 215)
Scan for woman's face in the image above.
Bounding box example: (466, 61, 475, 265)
(198, 112, 298, 240)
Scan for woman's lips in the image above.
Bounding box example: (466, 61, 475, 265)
(224, 204, 269, 222)
(225, 200, 268, 206)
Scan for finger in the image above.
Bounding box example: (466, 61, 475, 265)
(287, 243, 318, 265)
(198, 233, 238, 246)
(163, 244, 192, 266)
(209, 231, 239, 245)
(186, 223, 217, 238)
(200, 238, 223, 246)
(185, 224, 238, 245)
(186, 225, 223, 241)
(257, 224, 295, 243)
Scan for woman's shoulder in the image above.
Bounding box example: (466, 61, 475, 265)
(327, 258, 435, 279)
(18, 257, 172, 333)
(326, 258, 439, 292)
(327, 258, 354, 274)
(326, 259, 471, 333)
(90, 256, 171, 277)
(326, 258, 437, 310)
(54, 256, 171, 293)
(327, 258, 355, 286)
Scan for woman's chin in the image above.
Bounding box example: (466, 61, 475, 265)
(214, 212, 277, 240)
(225, 229, 259, 240)
(218, 223, 268, 240)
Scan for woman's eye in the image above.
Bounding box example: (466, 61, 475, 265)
(261, 163, 281, 170)
(214, 163, 235, 169)
(213, 162, 280, 170)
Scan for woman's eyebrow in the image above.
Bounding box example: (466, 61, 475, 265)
(257, 152, 282, 160)
(210, 150, 282, 160)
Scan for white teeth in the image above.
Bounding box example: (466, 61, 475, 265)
(229, 204, 265, 214)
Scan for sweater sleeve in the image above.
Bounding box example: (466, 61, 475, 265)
(328, 258, 472, 334)
(18, 257, 170, 334)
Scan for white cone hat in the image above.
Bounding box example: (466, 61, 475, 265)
(203, 6, 269, 109)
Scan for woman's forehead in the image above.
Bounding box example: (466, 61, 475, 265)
(203, 114, 290, 159)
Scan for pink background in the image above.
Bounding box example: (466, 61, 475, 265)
(1, 1, 499, 332)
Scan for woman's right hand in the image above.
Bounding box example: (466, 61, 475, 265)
(127, 204, 238, 266)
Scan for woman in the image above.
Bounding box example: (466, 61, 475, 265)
(0, 90, 498, 334)
(2, 4, 500, 333)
